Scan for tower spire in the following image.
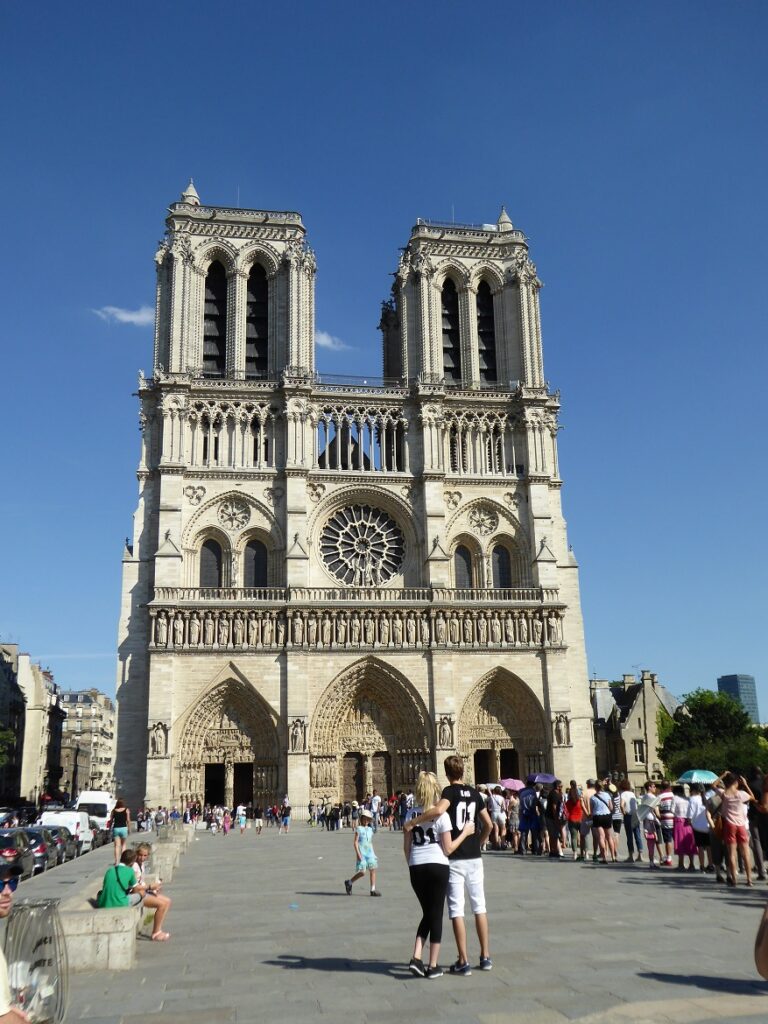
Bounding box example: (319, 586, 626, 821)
(180, 179, 200, 206)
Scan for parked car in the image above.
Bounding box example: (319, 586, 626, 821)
(38, 811, 93, 855)
(75, 791, 115, 832)
(88, 819, 108, 849)
(46, 825, 77, 864)
(0, 829, 35, 880)
(23, 829, 58, 874)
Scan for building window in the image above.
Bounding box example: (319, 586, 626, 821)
(441, 279, 462, 383)
(243, 539, 268, 588)
(246, 264, 269, 379)
(200, 539, 223, 588)
(203, 260, 227, 378)
(491, 545, 512, 589)
(633, 740, 645, 764)
(476, 280, 497, 383)
(454, 545, 473, 589)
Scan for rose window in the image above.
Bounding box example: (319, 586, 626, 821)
(218, 498, 250, 530)
(320, 505, 404, 586)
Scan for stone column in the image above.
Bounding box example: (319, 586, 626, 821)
(224, 759, 234, 808)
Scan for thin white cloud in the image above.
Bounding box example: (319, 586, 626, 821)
(315, 329, 353, 351)
(92, 305, 154, 327)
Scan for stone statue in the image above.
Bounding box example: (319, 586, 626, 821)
(392, 615, 403, 646)
(155, 614, 168, 647)
(519, 615, 528, 644)
(490, 615, 502, 644)
(189, 615, 200, 646)
(435, 614, 447, 644)
(364, 616, 375, 645)
(463, 616, 473, 644)
(419, 616, 430, 646)
(307, 616, 318, 646)
(554, 716, 565, 746)
(204, 615, 214, 646)
(505, 614, 515, 643)
(379, 617, 390, 646)
(290, 718, 305, 752)
(477, 616, 488, 644)
(406, 615, 416, 646)
(293, 615, 304, 645)
(276, 618, 286, 646)
(449, 616, 460, 644)
(321, 616, 332, 646)
(262, 616, 273, 646)
(438, 716, 453, 747)
(173, 616, 184, 647)
(218, 617, 229, 646)
(532, 616, 543, 645)
(150, 722, 167, 757)
(233, 615, 244, 646)
(248, 614, 259, 647)
(336, 616, 347, 645)
(548, 613, 561, 644)
(351, 616, 361, 644)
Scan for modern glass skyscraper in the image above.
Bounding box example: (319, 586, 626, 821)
(717, 675, 760, 725)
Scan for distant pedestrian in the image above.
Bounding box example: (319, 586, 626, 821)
(110, 797, 130, 865)
(344, 808, 381, 896)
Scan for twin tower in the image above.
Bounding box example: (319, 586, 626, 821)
(115, 182, 594, 812)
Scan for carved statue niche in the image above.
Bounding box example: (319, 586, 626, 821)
(553, 714, 570, 747)
(149, 721, 168, 758)
(189, 614, 201, 647)
(437, 715, 454, 748)
(173, 615, 184, 647)
(155, 613, 168, 647)
(248, 613, 260, 647)
(532, 615, 543, 646)
(289, 717, 307, 753)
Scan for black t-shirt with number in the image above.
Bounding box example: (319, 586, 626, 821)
(441, 783, 484, 860)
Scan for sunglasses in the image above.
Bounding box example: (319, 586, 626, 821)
(0, 877, 19, 893)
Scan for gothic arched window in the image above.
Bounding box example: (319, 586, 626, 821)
(244, 539, 268, 587)
(454, 545, 473, 589)
(200, 539, 223, 588)
(477, 280, 497, 383)
(203, 261, 227, 378)
(491, 545, 512, 589)
(246, 264, 269, 379)
(441, 279, 462, 383)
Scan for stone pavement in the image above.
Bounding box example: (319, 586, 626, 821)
(59, 824, 768, 1024)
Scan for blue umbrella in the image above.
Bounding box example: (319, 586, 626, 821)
(677, 769, 718, 784)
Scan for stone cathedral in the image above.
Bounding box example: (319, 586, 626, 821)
(115, 181, 596, 811)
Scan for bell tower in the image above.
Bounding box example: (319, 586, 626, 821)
(381, 208, 543, 389)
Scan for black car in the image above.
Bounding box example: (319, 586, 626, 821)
(0, 829, 35, 880)
(46, 826, 77, 864)
(23, 829, 59, 874)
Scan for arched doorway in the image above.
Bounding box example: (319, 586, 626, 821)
(458, 669, 549, 784)
(309, 658, 433, 803)
(176, 679, 280, 807)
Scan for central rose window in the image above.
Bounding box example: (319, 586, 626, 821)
(320, 505, 404, 586)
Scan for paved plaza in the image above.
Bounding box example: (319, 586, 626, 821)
(34, 825, 768, 1023)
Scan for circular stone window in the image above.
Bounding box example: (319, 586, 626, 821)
(320, 505, 405, 586)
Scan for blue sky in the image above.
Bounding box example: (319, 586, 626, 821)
(1, 3, 766, 710)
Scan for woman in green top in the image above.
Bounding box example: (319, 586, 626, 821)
(97, 849, 138, 908)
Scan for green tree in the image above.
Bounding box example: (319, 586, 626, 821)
(0, 727, 15, 769)
(658, 689, 765, 778)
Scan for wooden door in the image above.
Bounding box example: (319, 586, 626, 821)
(342, 753, 363, 803)
(371, 752, 392, 797)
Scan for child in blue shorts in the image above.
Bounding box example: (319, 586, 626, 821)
(344, 808, 381, 896)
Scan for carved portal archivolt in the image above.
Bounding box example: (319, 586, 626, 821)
(176, 679, 280, 806)
(458, 669, 549, 783)
(309, 659, 432, 801)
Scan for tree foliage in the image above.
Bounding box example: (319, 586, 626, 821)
(658, 689, 766, 778)
(0, 727, 16, 769)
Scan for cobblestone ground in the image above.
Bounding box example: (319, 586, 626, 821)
(62, 824, 768, 1023)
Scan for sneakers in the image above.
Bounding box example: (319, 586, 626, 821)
(449, 959, 472, 976)
(370, 889, 382, 897)
(344, 879, 352, 895)
(425, 965, 444, 979)
(479, 957, 493, 971)
(408, 957, 425, 977)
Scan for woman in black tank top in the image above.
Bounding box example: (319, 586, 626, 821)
(111, 799, 130, 864)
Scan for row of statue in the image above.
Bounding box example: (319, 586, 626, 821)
(309, 750, 434, 791)
(150, 607, 565, 649)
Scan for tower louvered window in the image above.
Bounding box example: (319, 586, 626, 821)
(200, 539, 223, 588)
(477, 280, 497, 383)
(441, 279, 462, 383)
(203, 261, 227, 378)
(246, 264, 268, 379)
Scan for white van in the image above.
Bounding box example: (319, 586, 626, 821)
(38, 810, 93, 854)
(75, 791, 115, 831)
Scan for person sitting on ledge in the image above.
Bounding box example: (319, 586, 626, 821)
(132, 842, 172, 941)
(96, 849, 141, 909)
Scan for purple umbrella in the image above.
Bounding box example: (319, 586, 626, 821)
(532, 773, 557, 785)
(500, 778, 525, 792)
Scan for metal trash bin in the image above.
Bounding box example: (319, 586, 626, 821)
(5, 897, 68, 1024)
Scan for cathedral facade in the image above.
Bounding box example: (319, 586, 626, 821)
(114, 182, 595, 810)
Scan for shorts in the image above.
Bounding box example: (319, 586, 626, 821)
(723, 821, 749, 845)
(254, 818, 263, 828)
(693, 829, 710, 848)
(281, 816, 291, 827)
(129, 892, 143, 907)
(493, 813, 506, 829)
(447, 858, 486, 919)
(580, 819, 593, 836)
(592, 814, 612, 830)
(660, 824, 674, 844)
(612, 820, 623, 834)
(356, 854, 377, 872)
(112, 827, 128, 840)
